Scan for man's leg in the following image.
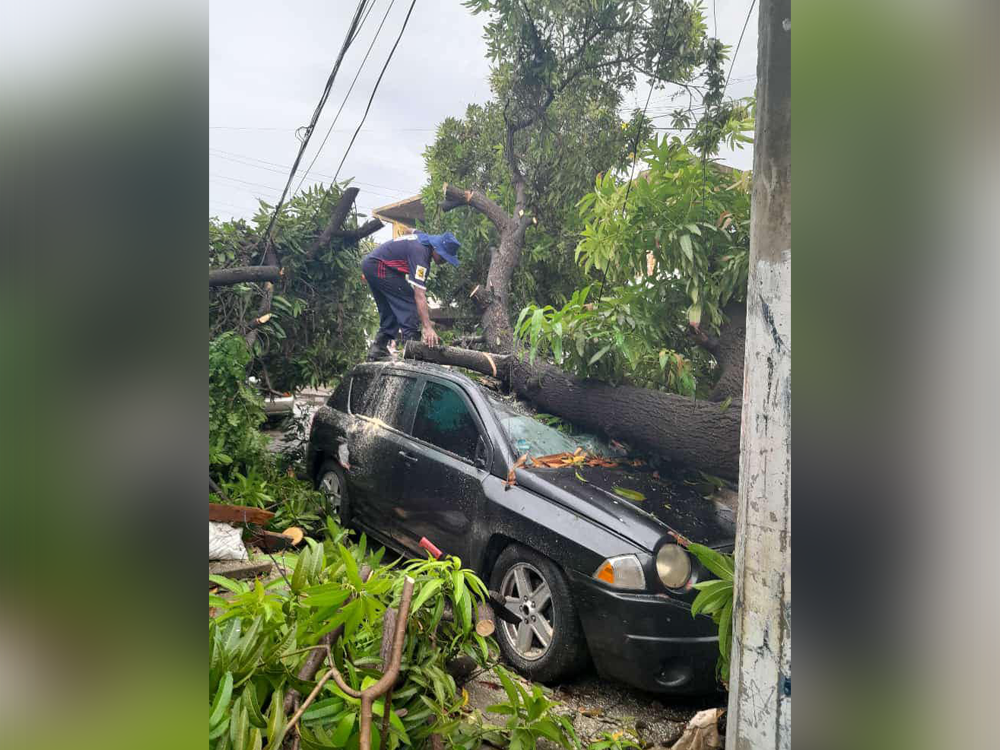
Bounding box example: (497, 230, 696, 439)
(362, 260, 398, 360)
(379, 274, 422, 350)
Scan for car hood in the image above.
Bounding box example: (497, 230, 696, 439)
(516, 464, 736, 551)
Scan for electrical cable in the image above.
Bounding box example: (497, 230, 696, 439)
(723, 0, 757, 99)
(295, 0, 399, 195)
(253, 0, 370, 262)
(330, 0, 419, 186)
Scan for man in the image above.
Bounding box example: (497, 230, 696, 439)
(361, 230, 460, 361)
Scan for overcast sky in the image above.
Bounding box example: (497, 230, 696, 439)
(209, 0, 758, 241)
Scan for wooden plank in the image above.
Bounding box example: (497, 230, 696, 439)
(209, 502, 274, 526)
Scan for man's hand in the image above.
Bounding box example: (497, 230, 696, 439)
(422, 325, 440, 347)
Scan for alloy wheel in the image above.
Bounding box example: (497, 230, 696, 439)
(499, 562, 554, 661)
(319, 470, 343, 516)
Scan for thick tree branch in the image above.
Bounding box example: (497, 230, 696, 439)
(440, 183, 513, 232)
(403, 342, 740, 478)
(329, 218, 383, 242)
(209, 266, 282, 287)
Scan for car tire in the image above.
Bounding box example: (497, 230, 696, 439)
(489, 544, 589, 684)
(316, 460, 351, 526)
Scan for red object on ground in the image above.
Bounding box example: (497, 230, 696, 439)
(419, 537, 443, 559)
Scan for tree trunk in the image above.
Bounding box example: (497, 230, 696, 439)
(404, 343, 740, 479)
(481, 229, 524, 351)
(689, 302, 747, 403)
(440, 183, 532, 353)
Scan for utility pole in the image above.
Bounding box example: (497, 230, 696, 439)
(726, 0, 791, 747)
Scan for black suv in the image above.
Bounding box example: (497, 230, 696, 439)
(306, 361, 735, 694)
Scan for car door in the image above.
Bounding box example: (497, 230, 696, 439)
(393, 377, 493, 564)
(344, 370, 421, 536)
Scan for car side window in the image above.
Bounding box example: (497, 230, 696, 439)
(348, 372, 377, 416)
(373, 374, 421, 432)
(411, 381, 480, 462)
(328, 377, 350, 412)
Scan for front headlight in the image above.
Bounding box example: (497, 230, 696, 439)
(593, 554, 646, 590)
(656, 544, 692, 589)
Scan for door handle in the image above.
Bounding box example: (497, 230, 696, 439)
(398, 450, 418, 464)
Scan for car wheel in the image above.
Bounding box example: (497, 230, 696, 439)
(317, 460, 351, 525)
(489, 544, 589, 684)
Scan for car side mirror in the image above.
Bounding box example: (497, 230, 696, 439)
(474, 435, 489, 470)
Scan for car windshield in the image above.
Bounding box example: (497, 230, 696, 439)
(488, 396, 617, 458)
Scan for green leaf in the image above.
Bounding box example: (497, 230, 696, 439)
(244, 684, 266, 728)
(210, 672, 234, 727)
(687, 543, 735, 581)
(686, 223, 702, 236)
(495, 667, 520, 710)
(679, 233, 694, 261)
(718, 597, 734, 665)
(290, 548, 310, 592)
(266, 688, 286, 747)
(409, 579, 443, 614)
(588, 345, 611, 366)
(575, 470, 588, 483)
(688, 302, 702, 327)
(338, 544, 361, 589)
(331, 712, 356, 745)
(613, 486, 646, 502)
(719, 396, 733, 412)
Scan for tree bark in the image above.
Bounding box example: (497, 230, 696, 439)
(209, 266, 282, 287)
(689, 302, 747, 403)
(403, 343, 740, 479)
(440, 183, 531, 351)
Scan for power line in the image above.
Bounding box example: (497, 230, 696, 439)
(209, 147, 417, 196)
(331, 0, 419, 185)
(295, 0, 399, 194)
(723, 0, 758, 99)
(254, 0, 371, 260)
(209, 126, 436, 132)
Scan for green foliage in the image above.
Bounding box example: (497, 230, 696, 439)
(421, 0, 714, 338)
(421, 97, 641, 334)
(443, 665, 577, 750)
(686, 543, 735, 684)
(209, 182, 377, 392)
(516, 285, 697, 394)
(209, 332, 268, 471)
(209, 518, 500, 750)
(575, 135, 751, 331)
(516, 133, 751, 393)
(212, 467, 326, 533)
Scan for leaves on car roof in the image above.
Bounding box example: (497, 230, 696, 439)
(613, 486, 646, 502)
(529, 447, 619, 469)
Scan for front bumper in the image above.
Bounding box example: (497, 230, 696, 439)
(568, 570, 722, 695)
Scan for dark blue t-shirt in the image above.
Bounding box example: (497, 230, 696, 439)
(368, 235, 432, 289)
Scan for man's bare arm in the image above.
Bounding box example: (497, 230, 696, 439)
(413, 287, 439, 346)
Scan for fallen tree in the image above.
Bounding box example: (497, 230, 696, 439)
(403, 341, 740, 479)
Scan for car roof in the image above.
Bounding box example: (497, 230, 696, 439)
(351, 359, 477, 388)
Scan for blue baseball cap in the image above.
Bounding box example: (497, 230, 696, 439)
(416, 231, 461, 267)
